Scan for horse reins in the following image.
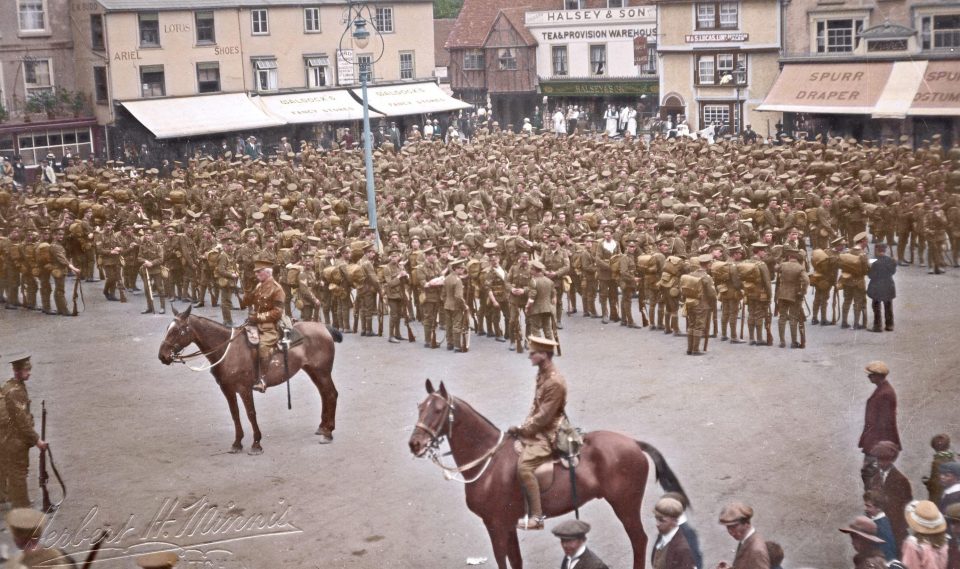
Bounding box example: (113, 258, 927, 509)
(415, 393, 505, 484)
(169, 325, 243, 372)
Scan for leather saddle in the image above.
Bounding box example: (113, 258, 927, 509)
(513, 440, 580, 493)
(244, 325, 305, 348)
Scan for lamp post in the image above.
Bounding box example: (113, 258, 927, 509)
(340, 3, 383, 248)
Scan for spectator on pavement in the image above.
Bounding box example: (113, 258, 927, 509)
(868, 441, 915, 550)
(550, 519, 609, 569)
(864, 489, 899, 561)
(901, 500, 948, 569)
(925, 435, 956, 504)
(859, 361, 901, 483)
(840, 515, 889, 569)
(868, 243, 897, 332)
(716, 502, 770, 569)
(651, 496, 698, 569)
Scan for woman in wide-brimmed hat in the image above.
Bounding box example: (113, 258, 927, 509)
(900, 500, 948, 569)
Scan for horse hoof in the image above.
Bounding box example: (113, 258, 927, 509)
(228, 446, 243, 454)
(248, 447, 264, 456)
(318, 434, 334, 445)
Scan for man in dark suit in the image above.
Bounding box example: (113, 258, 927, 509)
(867, 441, 913, 549)
(716, 502, 770, 569)
(651, 497, 698, 569)
(867, 243, 897, 332)
(859, 362, 901, 484)
(551, 519, 609, 569)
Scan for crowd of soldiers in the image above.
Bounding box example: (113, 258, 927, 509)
(1, 127, 959, 356)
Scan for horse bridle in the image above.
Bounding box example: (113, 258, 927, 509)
(164, 318, 242, 371)
(414, 393, 455, 452)
(414, 393, 506, 484)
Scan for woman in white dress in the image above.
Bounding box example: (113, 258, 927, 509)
(604, 105, 619, 136)
(626, 107, 638, 137)
(553, 108, 567, 135)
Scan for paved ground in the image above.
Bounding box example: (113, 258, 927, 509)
(1, 264, 958, 569)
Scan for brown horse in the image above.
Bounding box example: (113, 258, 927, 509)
(158, 304, 342, 454)
(408, 380, 686, 569)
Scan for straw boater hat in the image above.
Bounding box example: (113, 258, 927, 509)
(905, 501, 947, 535)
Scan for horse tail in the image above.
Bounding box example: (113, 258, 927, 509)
(637, 441, 689, 507)
(326, 325, 344, 343)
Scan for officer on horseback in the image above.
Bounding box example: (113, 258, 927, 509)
(244, 257, 286, 393)
(507, 335, 567, 531)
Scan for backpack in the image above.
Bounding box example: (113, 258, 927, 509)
(206, 249, 221, 269)
(679, 273, 703, 300)
(663, 255, 683, 276)
(36, 242, 52, 265)
(839, 252, 866, 277)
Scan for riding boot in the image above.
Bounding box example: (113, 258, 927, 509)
(254, 353, 269, 393)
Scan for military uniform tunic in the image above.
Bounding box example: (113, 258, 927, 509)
(1, 378, 40, 507)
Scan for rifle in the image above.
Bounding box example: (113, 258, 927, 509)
(71, 277, 84, 316)
(765, 303, 774, 346)
(352, 291, 360, 334)
(39, 401, 66, 513)
(551, 313, 562, 357)
(461, 300, 470, 351)
(81, 530, 109, 569)
(377, 291, 385, 337)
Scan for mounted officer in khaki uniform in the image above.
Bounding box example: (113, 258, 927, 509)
(243, 258, 286, 393)
(508, 336, 567, 531)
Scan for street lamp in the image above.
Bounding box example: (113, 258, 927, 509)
(339, 1, 384, 247)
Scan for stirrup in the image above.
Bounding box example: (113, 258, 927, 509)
(516, 515, 545, 531)
(253, 378, 267, 393)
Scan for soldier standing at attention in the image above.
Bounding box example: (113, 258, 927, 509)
(619, 239, 640, 328)
(417, 246, 443, 348)
(245, 258, 286, 393)
(215, 237, 239, 327)
(383, 248, 409, 343)
(684, 254, 716, 356)
(483, 250, 510, 343)
(508, 335, 566, 531)
(138, 229, 167, 315)
(717, 245, 744, 343)
(526, 261, 555, 340)
(776, 248, 809, 349)
(0, 353, 48, 508)
(358, 244, 379, 337)
(840, 232, 870, 330)
(443, 258, 468, 352)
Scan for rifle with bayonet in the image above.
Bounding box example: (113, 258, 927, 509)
(39, 401, 66, 512)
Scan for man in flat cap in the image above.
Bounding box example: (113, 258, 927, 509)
(652, 497, 698, 569)
(243, 257, 286, 392)
(552, 519, 609, 569)
(859, 361, 901, 484)
(865, 440, 913, 548)
(5, 508, 75, 568)
(0, 354, 48, 508)
(716, 502, 770, 569)
(508, 335, 567, 530)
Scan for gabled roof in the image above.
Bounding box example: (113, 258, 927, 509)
(435, 18, 457, 67)
(497, 8, 539, 47)
(446, 0, 556, 49)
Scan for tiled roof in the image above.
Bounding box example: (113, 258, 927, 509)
(434, 18, 457, 67)
(498, 8, 538, 47)
(446, 0, 557, 49)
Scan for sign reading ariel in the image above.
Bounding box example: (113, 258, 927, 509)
(540, 80, 658, 97)
(356, 81, 472, 117)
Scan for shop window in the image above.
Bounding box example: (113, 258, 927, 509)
(140, 65, 165, 97)
(19, 0, 46, 33)
(464, 49, 485, 70)
(400, 51, 415, 79)
(921, 14, 960, 50)
(197, 62, 220, 93)
(251, 9, 269, 35)
(375, 7, 394, 33)
(24, 59, 53, 97)
(498, 48, 517, 71)
(90, 14, 105, 50)
(700, 102, 739, 133)
(306, 56, 330, 87)
(18, 128, 94, 166)
(590, 44, 606, 75)
(304, 8, 321, 32)
(696, 2, 738, 30)
(196, 11, 215, 44)
(139, 12, 160, 47)
(552, 45, 568, 76)
(815, 18, 864, 52)
(253, 58, 278, 91)
(93, 67, 108, 103)
(695, 52, 746, 85)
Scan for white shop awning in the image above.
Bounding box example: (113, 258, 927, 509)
(120, 93, 284, 139)
(354, 81, 472, 117)
(256, 89, 383, 124)
(872, 60, 928, 119)
(757, 62, 894, 115)
(910, 60, 960, 117)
